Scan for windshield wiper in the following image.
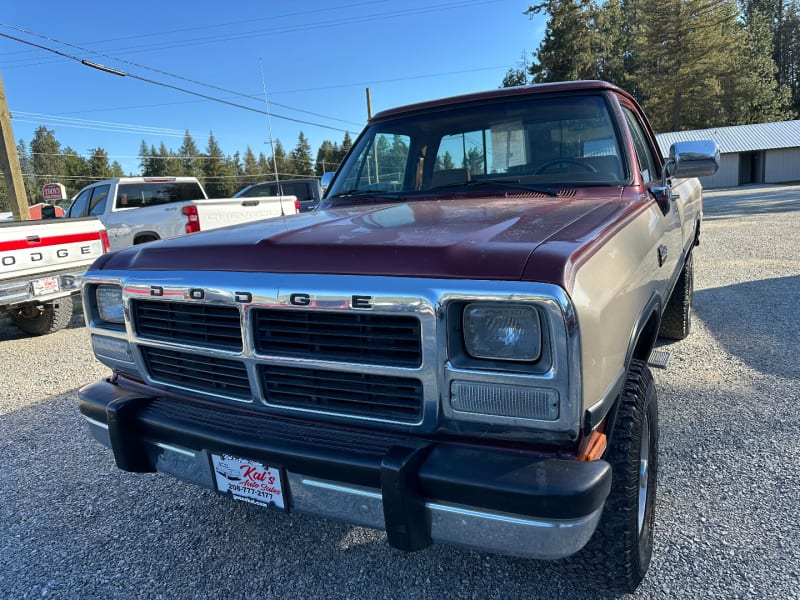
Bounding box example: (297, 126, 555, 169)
(428, 178, 558, 197)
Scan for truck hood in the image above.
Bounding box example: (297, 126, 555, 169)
(97, 191, 622, 281)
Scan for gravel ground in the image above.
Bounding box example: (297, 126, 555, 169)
(1, 185, 798, 599)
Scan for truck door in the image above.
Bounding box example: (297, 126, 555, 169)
(622, 107, 682, 283)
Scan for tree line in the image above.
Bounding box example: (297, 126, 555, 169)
(137, 130, 353, 197)
(0, 126, 354, 211)
(504, 0, 798, 132)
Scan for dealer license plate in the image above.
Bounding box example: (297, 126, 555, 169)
(32, 276, 59, 296)
(210, 453, 286, 510)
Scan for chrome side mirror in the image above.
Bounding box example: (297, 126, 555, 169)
(663, 140, 720, 184)
(320, 171, 335, 195)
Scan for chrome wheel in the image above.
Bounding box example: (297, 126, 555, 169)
(637, 412, 650, 536)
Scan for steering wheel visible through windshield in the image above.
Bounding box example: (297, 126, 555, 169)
(326, 94, 627, 201)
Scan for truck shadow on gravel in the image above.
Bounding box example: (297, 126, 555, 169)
(703, 187, 800, 220)
(694, 274, 799, 379)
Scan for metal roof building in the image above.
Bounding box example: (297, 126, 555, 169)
(655, 120, 800, 188)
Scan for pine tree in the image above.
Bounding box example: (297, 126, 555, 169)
(202, 132, 235, 197)
(63, 147, 90, 196)
(435, 152, 450, 171)
(501, 67, 528, 87)
(290, 132, 314, 176)
(272, 140, 288, 179)
(527, 0, 601, 82)
(339, 132, 353, 163)
(178, 130, 201, 178)
(15, 140, 36, 203)
(88, 148, 114, 180)
(257, 152, 272, 179)
(741, 1, 800, 113)
(722, 10, 793, 124)
(315, 140, 338, 176)
(241, 146, 261, 189)
(148, 144, 168, 176)
(632, 0, 743, 131)
(138, 140, 152, 175)
(30, 126, 64, 192)
(594, 0, 630, 87)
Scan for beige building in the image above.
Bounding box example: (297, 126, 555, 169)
(656, 120, 800, 189)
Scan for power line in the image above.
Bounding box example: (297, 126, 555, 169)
(12, 111, 189, 137)
(10, 61, 510, 123)
(0, 30, 354, 134)
(0, 1, 500, 70)
(0, 23, 365, 128)
(0, 1, 499, 127)
(273, 64, 512, 95)
(0, 0, 394, 59)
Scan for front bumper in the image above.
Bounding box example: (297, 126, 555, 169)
(78, 378, 611, 560)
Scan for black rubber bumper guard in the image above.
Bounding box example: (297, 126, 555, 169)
(79, 379, 612, 553)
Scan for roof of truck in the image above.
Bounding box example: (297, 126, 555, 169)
(371, 80, 626, 122)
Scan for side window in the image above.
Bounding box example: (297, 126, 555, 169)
(340, 133, 410, 192)
(623, 107, 659, 183)
(67, 188, 91, 218)
(242, 183, 278, 197)
(116, 182, 206, 208)
(88, 185, 110, 216)
(176, 182, 206, 201)
(434, 130, 490, 177)
(282, 182, 312, 201)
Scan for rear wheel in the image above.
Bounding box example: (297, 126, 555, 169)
(9, 299, 74, 336)
(659, 252, 693, 340)
(574, 360, 658, 592)
(134, 235, 158, 245)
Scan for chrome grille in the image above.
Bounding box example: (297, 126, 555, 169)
(141, 346, 251, 400)
(260, 365, 423, 422)
(252, 308, 421, 367)
(132, 300, 242, 351)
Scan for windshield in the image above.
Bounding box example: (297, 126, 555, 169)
(327, 94, 626, 200)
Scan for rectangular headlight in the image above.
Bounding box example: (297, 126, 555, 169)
(463, 303, 541, 361)
(96, 284, 124, 324)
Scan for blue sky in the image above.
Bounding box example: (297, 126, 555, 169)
(0, 0, 545, 177)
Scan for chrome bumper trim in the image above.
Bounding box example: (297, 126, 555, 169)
(83, 416, 602, 559)
(0, 270, 84, 306)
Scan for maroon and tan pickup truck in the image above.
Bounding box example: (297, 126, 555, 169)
(77, 81, 718, 591)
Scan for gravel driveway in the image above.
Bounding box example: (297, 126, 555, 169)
(1, 185, 798, 599)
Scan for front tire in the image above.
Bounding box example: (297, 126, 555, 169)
(9, 299, 74, 336)
(659, 252, 694, 340)
(574, 359, 658, 592)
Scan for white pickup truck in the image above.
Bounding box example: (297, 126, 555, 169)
(65, 176, 299, 251)
(1, 216, 108, 335)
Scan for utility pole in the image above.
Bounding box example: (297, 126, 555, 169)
(0, 70, 29, 220)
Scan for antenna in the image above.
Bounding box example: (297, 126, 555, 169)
(259, 58, 280, 184)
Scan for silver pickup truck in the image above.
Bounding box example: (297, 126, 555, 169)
(77, 81, 718, 592)
(65, 176, 299, 251)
